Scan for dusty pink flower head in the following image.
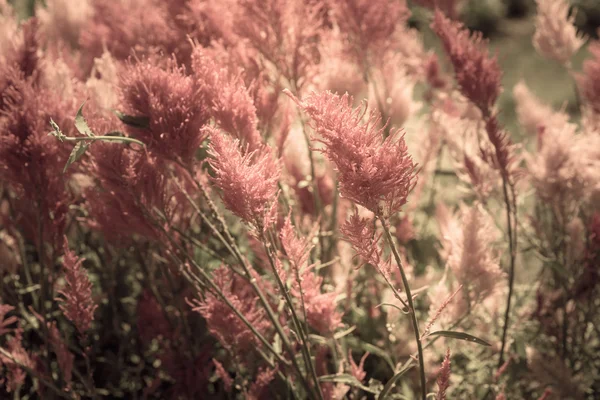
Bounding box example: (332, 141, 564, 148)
(57, 236, 97, 335)
(290, 90, 417, 217)
(513, 80, 569, 136)
(527, 120, 588, 207)
(349, 351, 369, 382)
(331, 0, 410, 59)
(192, 50, 263, 151)
(445, 204, 504, 303)
(533, 0, 585, 65)
(431, 10, 502, 114)
(36, 0, 93, 48)
(207, 129, 280, 228)
(340, 212, 394, 281)
(119, 60, 210, 164)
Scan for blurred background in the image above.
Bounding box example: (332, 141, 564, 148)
(6, 0, 600, 136)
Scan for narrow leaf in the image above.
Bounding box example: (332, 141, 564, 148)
(377, 362, 414, 400)
(114, 110, 150, 130)
(427, 330, 491, 346)
(75, 102, 96, 138)
(63, 142, 89, 172)
(318, 374, 379, 394)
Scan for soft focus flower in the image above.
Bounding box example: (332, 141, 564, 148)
(414, 0, 461, 19)
(578, 41, 600, 124)
(119, 59, 210, 164)
(513, 80, 569, 136)
(533, 0, 585, 65)
(331, 0, 409, 60)
(36, 0, 92, 48)
(290, 91, 417, 217)
(208, 130, 280, 228)
(431, 10, 502, 115)
(444, 204, 504, 304)
(527, 120, 587, 207)
(57, 236, 97, 335)
(192, 49, 263, 151)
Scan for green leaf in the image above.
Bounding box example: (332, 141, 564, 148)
(63, 142, 89, 172)
(318, 374, 379, 395)
(377, 362, 414, 400)
(427, 330, 491, 346)
(75, 102, 96, 138)
(114, 110, 150, 130)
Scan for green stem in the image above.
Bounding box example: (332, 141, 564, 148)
(63, 136, 145, 147)
(498, 181, 517, 367)
(381, 219, 426, 400)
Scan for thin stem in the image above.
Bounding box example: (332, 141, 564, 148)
(498, 181, 517, 367)
(61, 135, 145, 147)
(381, 219, 426, 400)
(262, 234, 324, 400)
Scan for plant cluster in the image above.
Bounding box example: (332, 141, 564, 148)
(0, 0, 599, 399)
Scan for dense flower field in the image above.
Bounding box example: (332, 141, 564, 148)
(0, 0, 599, 398)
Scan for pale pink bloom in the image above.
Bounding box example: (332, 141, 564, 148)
(0, 1, 18, 64)
(290, 91, 417, 217)
(36, 0, 92, 48)
(208, 130, 280, 228)
(57, 237, 97, 335)
(119, 59, 210, 164)
(445, 204, 504, 304)
(533, 0, 585, 65)
(436, 348, 451, 400)
(527, 120, 587, 207)
(423, 284, 462, 338)
(313, 30, 366, 96)
(85, 51, 120, 111)
(513, 81, 569, 136)
(434, 110, 498, 200)
(234, 0, 323, 91)
(368, 52, 421, 127)
(331, 0, 410, 60)
(79, 0, 182, 74)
